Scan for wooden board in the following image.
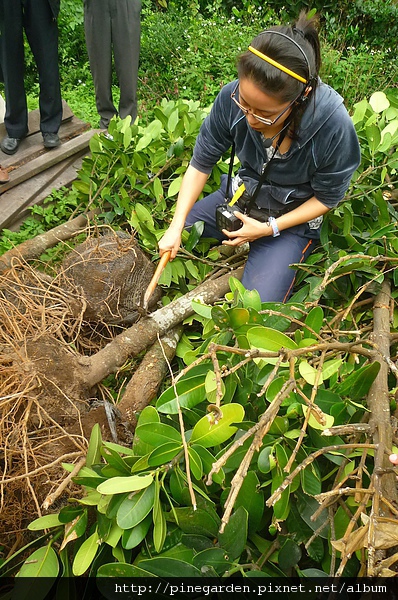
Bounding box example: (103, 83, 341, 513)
(0, 100, 74, 140)
(0, 129, 99, 229)
(0, 128, 98, 195)
(0, 116, 91, 171)
(6, 153, 87, 231)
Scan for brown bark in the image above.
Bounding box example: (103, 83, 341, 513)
(0, 209, 100, 274)
(368, 280, 397, 502)
(117, 325, 183, 426)
(83, 267, 244, 389)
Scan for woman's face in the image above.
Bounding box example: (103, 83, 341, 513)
(235, 78, 296, 133)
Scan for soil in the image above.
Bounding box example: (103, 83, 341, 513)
(0, 231, 157, 554)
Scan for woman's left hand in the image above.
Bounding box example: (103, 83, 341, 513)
(222, 211, 271, 246)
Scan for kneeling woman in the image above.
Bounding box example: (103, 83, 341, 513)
(158, 12, 361, 302)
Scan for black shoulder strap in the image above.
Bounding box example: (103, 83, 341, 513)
(226, 124, 289, 213)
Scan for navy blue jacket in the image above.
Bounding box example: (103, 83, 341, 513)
(191, 80, 361, 211)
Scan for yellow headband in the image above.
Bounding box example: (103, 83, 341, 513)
(248, 45, 308, 84)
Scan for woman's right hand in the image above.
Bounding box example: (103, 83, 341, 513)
(158, 225, 183, 260)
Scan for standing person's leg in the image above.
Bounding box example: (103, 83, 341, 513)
(23, 0, 62, 141)
(84, 0, 116, 129)
(241, 230, 314, 302)
(0, 0, 28, 151)
(111, 0, 141, 123)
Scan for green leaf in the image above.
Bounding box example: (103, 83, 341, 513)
(321, 359, 342, 381)
(135, 422, 182, 446)
(369, 91, 390, 113)
(97, 562, 156, 578)
(192, 444, 225, 484)
(299, 360, 322, 385)
(122, 514, 152, 550)
(243, 288, 262, 311)
(123, 127, 132, 149)
(257, 446, 275, 474)
(233, 470, 264, 533)
(228, 307, 250, 328)
(86, 423, 102, 467)
(148, 442, 182, 467)
(168, 176, 183, 197)
(218, 506, 248, 560)
(97, 473, 153, 495)
(247, 326, 297, 352)
(135, 133, 152, 151)
(185, 221, 204, 252)
(137, 557, 201, 578)
(338, 362, 381, 401)
(72, 530, 100, 576)
(191, 299, 213, 319)
(296, 493, 329, 538)
(192, 548, 231, 574)
(156, 374, 206, 414)
(27, 514, 62, 531)
(117, 483, 155, 529)
(60, 511, 89, 549)
(188, 446, 203, 480)
(204, 369, 225, 404)
(167, 109, 179, 133)
(303, 307, 323, 337)
(301, 464, 322, 496)
(153, 482, 167, 553)
(278, 538, 302, 571)
(190, 403, 245, 448)
(211, 306, 230, 328)
(366, 123, 381, 153)
(58, 505, 85, 523)
(17, 544, 59, 579)
(135, 405, 160, 426)
(168, 507, 220, 537)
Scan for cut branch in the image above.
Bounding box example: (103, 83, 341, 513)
(0, 209, 100, 274)
(83, 267, 244, 388)
(117, 326, 183, 426)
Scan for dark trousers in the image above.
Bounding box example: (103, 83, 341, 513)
(186, 178, 316, 303)
(84, 0, 141, 129)
(0, 0, 62, 138)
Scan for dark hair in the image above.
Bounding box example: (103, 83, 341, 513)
(237, 11, 321, 131)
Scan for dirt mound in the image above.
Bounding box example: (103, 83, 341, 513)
(61, 230, 161, 324)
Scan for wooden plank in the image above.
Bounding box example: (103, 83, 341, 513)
(6, 153, 86, 231)
(0, 129, 99, 228)
(0, 100, 74, 139)
(0, 116, 91, 171)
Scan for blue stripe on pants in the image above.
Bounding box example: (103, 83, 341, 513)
(185, 179, 315, 302)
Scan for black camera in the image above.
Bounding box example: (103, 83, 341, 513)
(215, 203, 243, 232)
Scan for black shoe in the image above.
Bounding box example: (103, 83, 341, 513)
(1, 136, 22, 155)
(43, 132, 60, 149)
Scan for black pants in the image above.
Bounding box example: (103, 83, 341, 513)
(84, 0, 141, 129)
(0, 0, 62, 138)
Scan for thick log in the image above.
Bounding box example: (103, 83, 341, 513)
(0, 209, 100, 274)
(368, 280, 397, 499)
(117, 326, 183, 426)
(83, 267, 244, 389)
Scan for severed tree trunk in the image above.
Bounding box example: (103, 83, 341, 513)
(81, 267, 243, 389)
(0, 209, 100, 274)
(367, 280, 398, 574)
(368, 280, 397, 504)
(117, 325, 183, 426)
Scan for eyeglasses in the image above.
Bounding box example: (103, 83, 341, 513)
(230, 82, 299, 126)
